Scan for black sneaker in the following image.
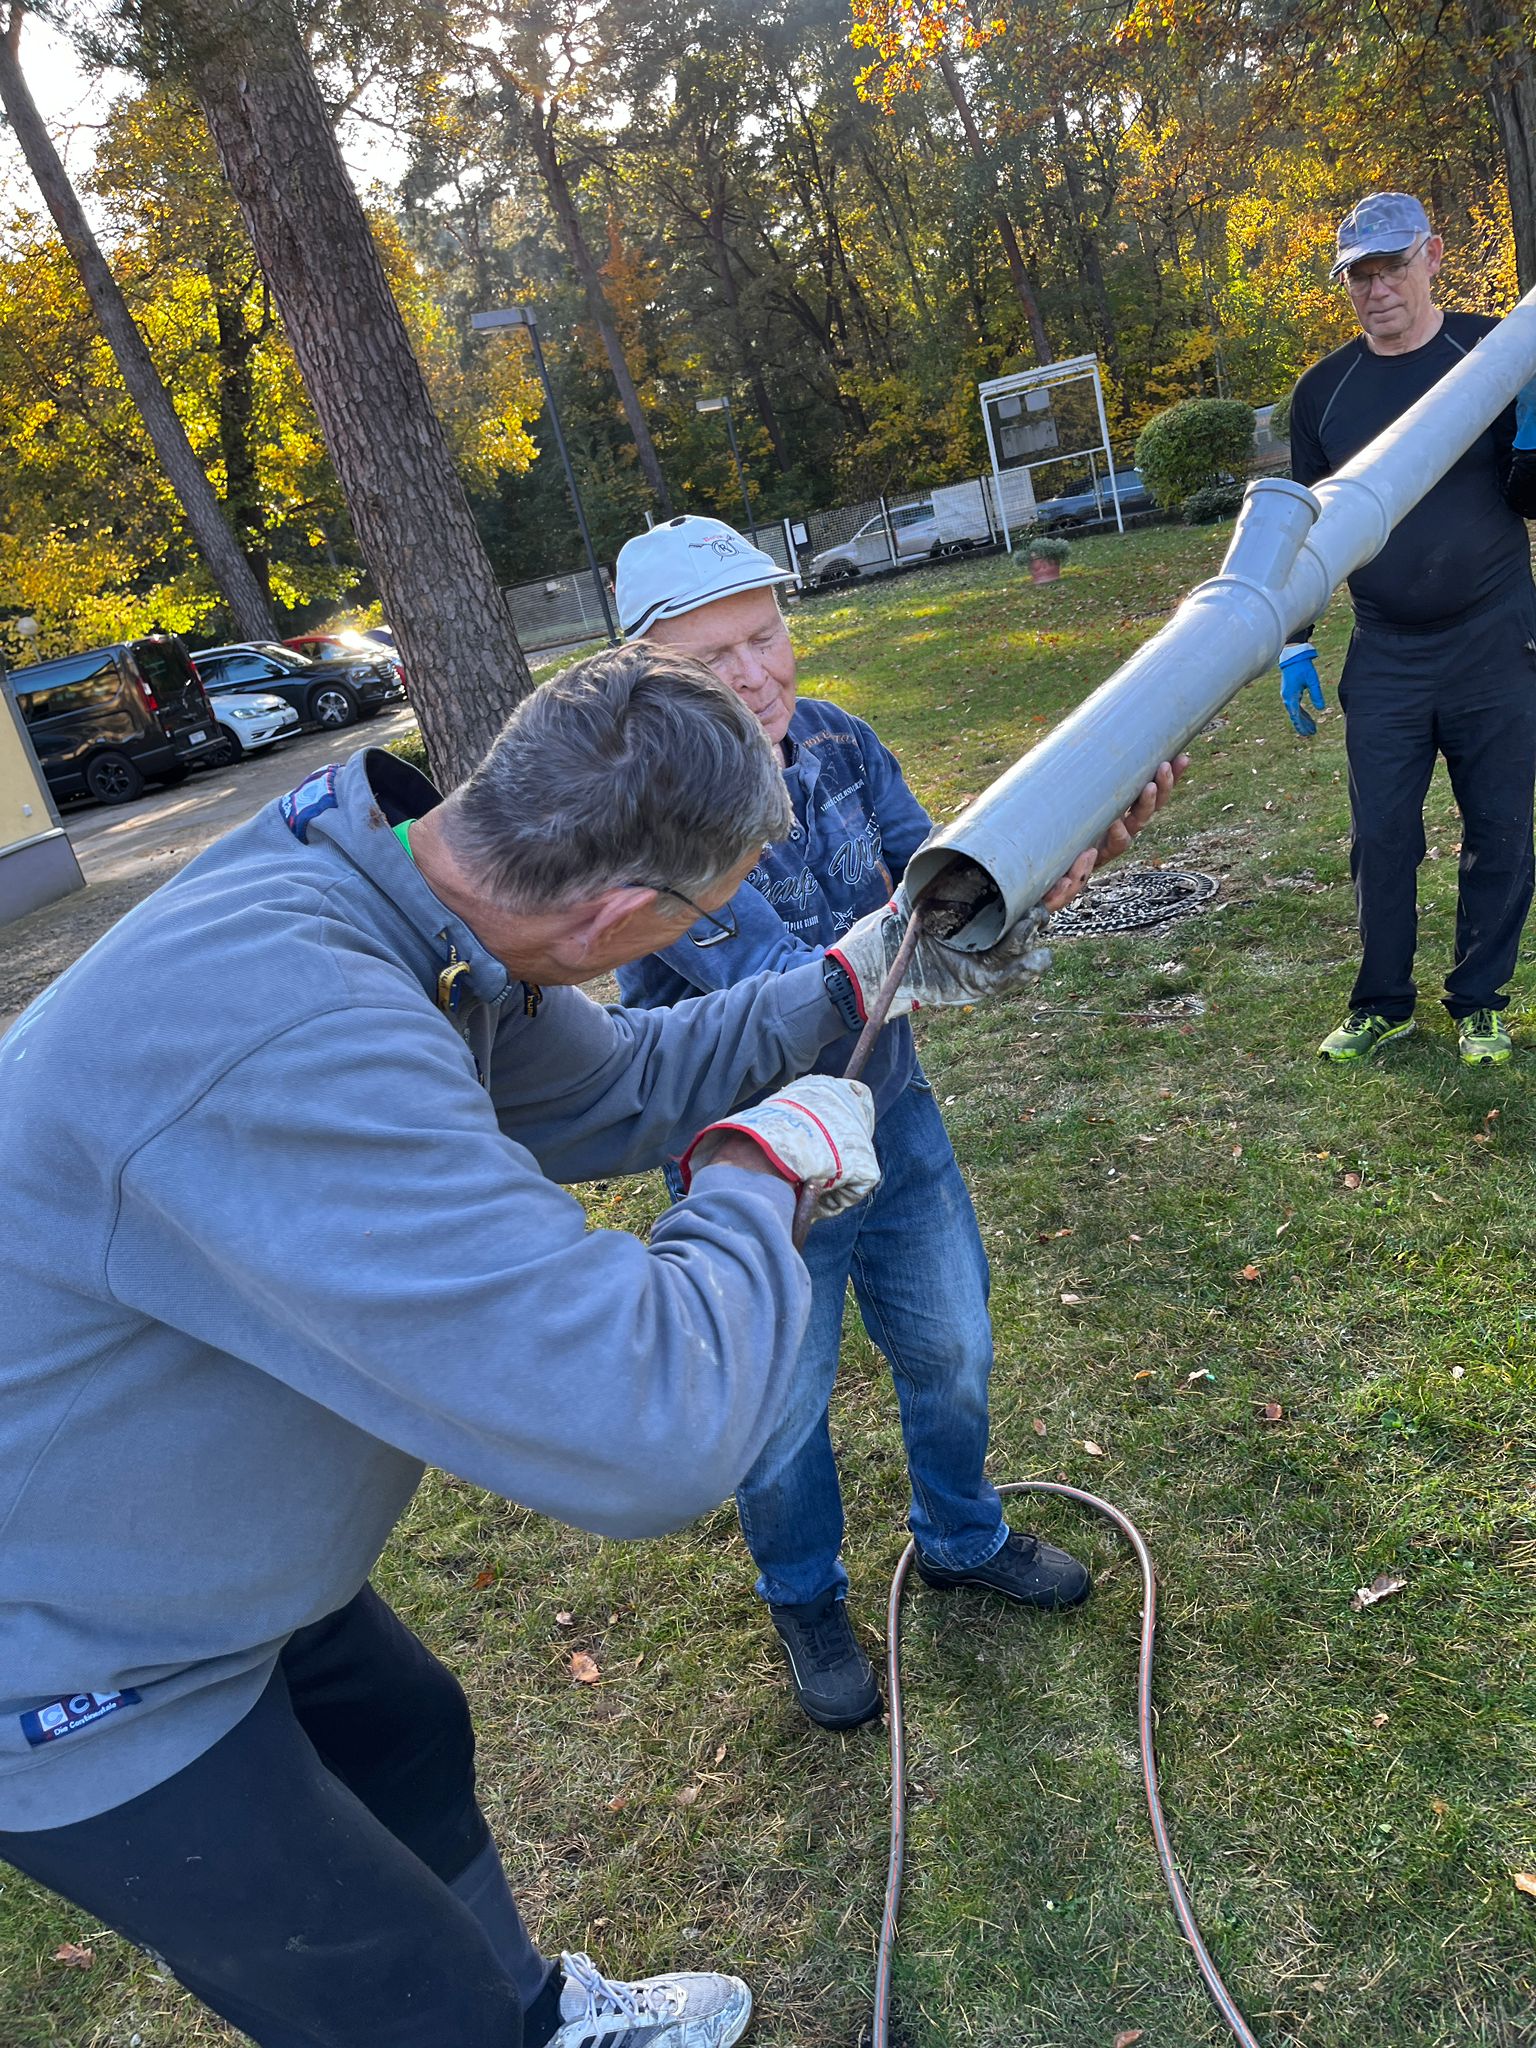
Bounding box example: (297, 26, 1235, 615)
(914, 1529, 1092, 1611)
(768, 1590, 883, 1729)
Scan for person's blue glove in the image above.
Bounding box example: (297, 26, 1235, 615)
(1515, 379, 1536, 451)
(1279, 641, 1325, 736)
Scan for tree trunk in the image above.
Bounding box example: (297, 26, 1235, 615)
(1051, 107, 1119, 375)
(140, 0, 530, 788)
(937, 48, 1051, 362)
(0, 6, 277, 641)
(209, 258, 271, 598)
(526, 96, 673, 516)
(1460, 0, 1536, 289)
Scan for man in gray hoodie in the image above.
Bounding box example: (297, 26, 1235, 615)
(0, 643, 1073, 2048)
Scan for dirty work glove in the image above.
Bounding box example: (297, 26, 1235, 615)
(1515, 379, 1536, 450)
(826, 888, 1052, 1020)
(679, 1074, 880, 1217)
(1279, 641, 1325, 736)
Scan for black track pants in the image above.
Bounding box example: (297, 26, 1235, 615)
(0, 1586, 560, 2047)
(1338, 592, 1536, 1021)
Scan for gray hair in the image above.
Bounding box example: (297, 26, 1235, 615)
(437, 641, 791, 910)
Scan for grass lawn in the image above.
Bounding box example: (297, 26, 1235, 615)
(7, 527, 1536, 2047)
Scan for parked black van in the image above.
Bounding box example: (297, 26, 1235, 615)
(7, 636, 220, 805)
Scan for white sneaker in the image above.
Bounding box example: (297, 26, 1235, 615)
(548, 1949, 752, 2047)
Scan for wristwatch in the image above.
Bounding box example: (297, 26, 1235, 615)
(822, 953, 866, 1030)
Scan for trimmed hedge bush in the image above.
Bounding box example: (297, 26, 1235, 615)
(1181, 481, 1247, 525)
(1134, 397, 1256, 510)
(1268, 390, 1293, 443)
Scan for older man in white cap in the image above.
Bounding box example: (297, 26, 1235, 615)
(1280, 192, 1536, 1066)
(614, 515, 1182, 1729)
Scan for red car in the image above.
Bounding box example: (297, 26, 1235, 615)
(284, 629, 406, 693)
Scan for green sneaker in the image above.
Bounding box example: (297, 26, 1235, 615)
(1317, 1011, 1416, 1062)
(1458, 1008, 1512, 1064)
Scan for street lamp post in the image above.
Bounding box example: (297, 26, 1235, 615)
(471, 305, 617, 644)
(696, 395, 755, 535)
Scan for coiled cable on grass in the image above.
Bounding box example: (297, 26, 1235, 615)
(873, 1481, 1261, 2048)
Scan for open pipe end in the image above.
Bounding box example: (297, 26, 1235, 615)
(910, 853, 1006, 948)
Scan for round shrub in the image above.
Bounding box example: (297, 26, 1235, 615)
(1134, 398, 1256, 510)
(1181, 481, 1247, 525)
(1267, 390, 1293, 443)
(1026, 533, 1072, 563)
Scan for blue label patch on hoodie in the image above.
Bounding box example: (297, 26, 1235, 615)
(20, 1690, 141, 1747)
(279, 765, 340, 843)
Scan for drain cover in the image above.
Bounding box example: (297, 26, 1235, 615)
(1048, 866, 1218, 937)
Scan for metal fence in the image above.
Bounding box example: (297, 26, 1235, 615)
(506, 569, 614, 654)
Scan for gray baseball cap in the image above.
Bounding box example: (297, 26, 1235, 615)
(1330, 193, 1432, 280)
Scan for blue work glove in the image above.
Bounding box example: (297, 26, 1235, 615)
(1514, 379, 1536, 451)
(1279, 641, 1325, 736)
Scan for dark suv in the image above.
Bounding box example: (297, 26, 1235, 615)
(193, 642, 405, 730)
(8, 636, 220, 805)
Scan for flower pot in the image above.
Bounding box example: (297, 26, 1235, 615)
(1029, 557, 1062, 584)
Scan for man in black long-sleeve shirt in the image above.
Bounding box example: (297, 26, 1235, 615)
(1284, 192, 1536, 1064)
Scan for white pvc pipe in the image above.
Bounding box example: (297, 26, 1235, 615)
(908, 289, 1536, 949)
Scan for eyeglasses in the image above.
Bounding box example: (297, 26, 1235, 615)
(1342, 239, 1426, 294)
(649, 884, 739, 944)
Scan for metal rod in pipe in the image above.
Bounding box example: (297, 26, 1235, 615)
(906, 289, 1536, 948)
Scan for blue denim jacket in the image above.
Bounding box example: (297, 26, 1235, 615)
(617, 696, 933, 1119)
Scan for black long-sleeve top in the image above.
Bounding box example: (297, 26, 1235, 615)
(1290, 311, 1536, 633)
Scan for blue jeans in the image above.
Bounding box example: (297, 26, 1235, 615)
(734, 1079, 1006, 1608)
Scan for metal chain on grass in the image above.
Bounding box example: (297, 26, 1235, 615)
(1047, 866, 1219, 937)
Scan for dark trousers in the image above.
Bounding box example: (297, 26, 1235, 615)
(1338, 593, 1536, 1021)
(0, 1587, 559, 2047)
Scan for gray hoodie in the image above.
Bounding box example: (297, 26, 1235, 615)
(0, 749, 846, 1830)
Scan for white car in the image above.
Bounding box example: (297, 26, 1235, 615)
(811, 503, 942, 583)
(207, 687, 301, 763)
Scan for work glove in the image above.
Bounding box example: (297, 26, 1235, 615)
(826, 888, 1052, 1021)
(680, 1074, 880, 1217)
(1279, 641, 1325, 737)
(1515, 379, 1536, 451)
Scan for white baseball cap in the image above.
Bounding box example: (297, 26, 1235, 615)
(616, 515, 793, 638)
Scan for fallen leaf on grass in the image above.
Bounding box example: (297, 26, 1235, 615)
(1350, 1572, 1408, 1613)
(1082, 1439, 1106, 1458)
(1239, 1264, 1261, 1282)
(608, 1793, 628, 1812)
(1486, 1108, 1501, 1124)
(1255, 1402, 1285, 1422)
(1114, 2032, 1144, 2048)
(555, 1610, 575, 1626)
(1371, 1712, 1389, 1728)
(1343, 1172, 1362, 1190)
(1133, 1369, 1155, 1382)
(52, 1945, 93, 1969)
(1514, 1872, 1536, 1901)
(1037, 1227, 1074, 1242)
(569, 1652, 602, 1684)
(676, 1783, 702, 1808)
(1060, 1292, 1084, 1306)
(473, 1568, 497, 1590)
(1032, 1418, 1048, 1436)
